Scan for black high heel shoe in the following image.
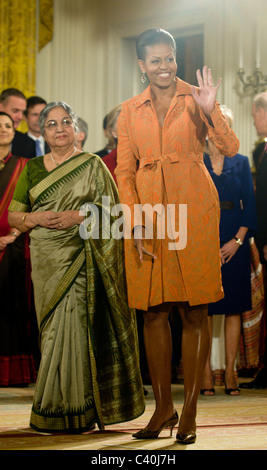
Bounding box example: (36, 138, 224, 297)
(176, 431, 196, 445)
(176, 416, 196, 445)
(132, 411, 178, 439)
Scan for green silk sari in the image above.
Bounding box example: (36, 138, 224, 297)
(9, 153, 145, 433)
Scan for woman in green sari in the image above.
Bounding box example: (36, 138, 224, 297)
(8, 101, 145, 433)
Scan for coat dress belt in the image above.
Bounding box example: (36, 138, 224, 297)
(136, 153, 203, 211)
(138, 153, 203, 170)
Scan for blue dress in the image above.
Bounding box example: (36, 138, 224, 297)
(204, 153, 258, 315)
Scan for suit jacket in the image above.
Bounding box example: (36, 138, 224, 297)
(26, 132, 50, 155)
(253, 143, 267, 264)
(12, 130, 36, 159)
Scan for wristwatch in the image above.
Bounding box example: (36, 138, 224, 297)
(234, 236, 243, 246)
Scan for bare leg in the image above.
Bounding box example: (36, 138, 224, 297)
(178, 303, 209, 434)
(225, 314, 241, 394)
(201, 316, 214, 394)
(142, 305, 175, 430)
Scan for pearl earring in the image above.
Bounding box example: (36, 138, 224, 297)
(141, 73, 147, 84)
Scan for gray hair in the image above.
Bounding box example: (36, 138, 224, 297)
(39, 101, 79, 136)
(253, 92, 267, 112)
(77, 117, 88, 145)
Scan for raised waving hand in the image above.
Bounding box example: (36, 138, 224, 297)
(192, 65, 222, 116)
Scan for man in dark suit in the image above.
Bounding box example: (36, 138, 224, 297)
(0, 88, 35, 158)
(240, 92, 267, 389)
(24, 96, 50, 156)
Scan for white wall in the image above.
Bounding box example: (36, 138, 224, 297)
(36, 0, 267, 160)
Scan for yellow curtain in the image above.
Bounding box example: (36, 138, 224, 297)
(39, 0, 53, 51)
(0, 0, 53, 131)
(0, 0, 36, 96)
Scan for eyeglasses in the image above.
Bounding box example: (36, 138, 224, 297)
(45, 117, 73, 131)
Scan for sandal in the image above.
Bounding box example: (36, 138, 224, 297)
(225, 387, 240, 395)
(200, 388, 215, 396)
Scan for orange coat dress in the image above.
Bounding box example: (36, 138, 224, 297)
(115, 78, 239, 311)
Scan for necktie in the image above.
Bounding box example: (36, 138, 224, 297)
(35, 139, 43, 156)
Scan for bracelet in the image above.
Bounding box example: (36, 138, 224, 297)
(21, 213, 27, 224)
(234, 236, 243, 246)
(10, 231, 18, 238)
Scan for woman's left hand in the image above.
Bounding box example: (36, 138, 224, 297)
(192, 65, 222, 116)
(46, 210, 84, 230)
(220, 239, 239, 264)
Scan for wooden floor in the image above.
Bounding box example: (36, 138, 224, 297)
(1, 381, 267, 451)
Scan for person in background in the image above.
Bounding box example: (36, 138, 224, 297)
(76, 116, 88, 150)
(0, 111, 36, 386)
(8, 101, 145, 433)
(102, 104, 122, 184)
(240, 92, 267, 389)
(0, 89, 35, 158)
(202, 105, 257, 395)
(115, 28, 239, 444)
(24, 96, 50, 156)
(95, 114, 113, 158)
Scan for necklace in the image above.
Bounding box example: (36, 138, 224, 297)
(50, 146, 78, 166)
(0, 153, 11, 171)
(210, 154, 224, 170)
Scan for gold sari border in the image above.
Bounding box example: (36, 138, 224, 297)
(9, 199, 30, 213)
(30, 397, 96, 432)
(30, 153, 95, 206)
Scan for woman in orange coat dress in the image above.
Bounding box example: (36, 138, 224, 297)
(115, 28, 239, 444)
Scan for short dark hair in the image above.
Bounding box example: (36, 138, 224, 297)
(136, 28, 176, 61)
(0, 88, 26, 104)
(25, 96, 47, 116)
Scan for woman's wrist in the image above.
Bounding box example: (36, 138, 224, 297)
(234, 236, 243, 246)
(22, 212, 36, 229)
(233, 227, 247, 247)
(76, 210, 85, 224)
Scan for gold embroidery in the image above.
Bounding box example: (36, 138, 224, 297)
(29, 153, 90, 204)
(8, 200, 30, 213)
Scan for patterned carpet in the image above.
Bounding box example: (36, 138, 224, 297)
(1, 383, 267, 450)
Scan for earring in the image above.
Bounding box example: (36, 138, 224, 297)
(141, 72, 147, 84)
